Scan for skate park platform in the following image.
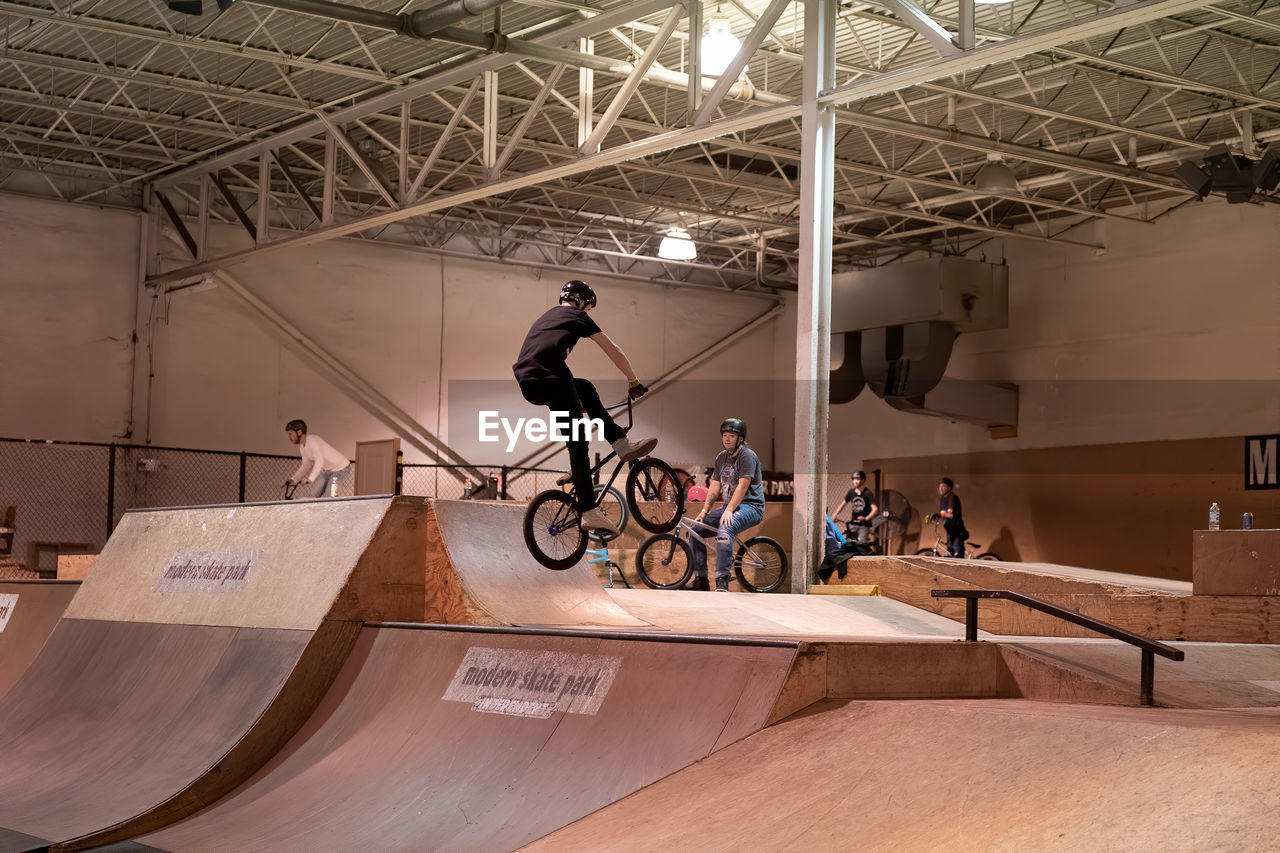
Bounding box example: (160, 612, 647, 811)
(833, 553, 1280, 643)
(0, 497, 1276, 851)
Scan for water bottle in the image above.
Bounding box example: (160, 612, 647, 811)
(1244, 512, 1254, 530)
(1208, 502, 1220, 531)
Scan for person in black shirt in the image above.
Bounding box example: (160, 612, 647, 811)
(832, 470, 878, 544)
(936, 477, 967, 557)
(513, 280, 655, 534)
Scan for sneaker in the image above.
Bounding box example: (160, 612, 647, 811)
(714, 576, 730, 592)
(611, 435, 657, 463)
(579, 507, 619, 535)
(555, 472, 573, 486)
(684, 575, 709, 591)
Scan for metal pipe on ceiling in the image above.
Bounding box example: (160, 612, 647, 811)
(249, 0, 511, 39)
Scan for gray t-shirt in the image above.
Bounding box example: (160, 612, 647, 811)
(713, 446, 765, 511)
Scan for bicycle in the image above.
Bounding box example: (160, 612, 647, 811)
(283, 481, 300, 500)
(915, 515, 999, 560)
(522, 399, 685, 571)
(585, 527, 631, 589)
(635, 516, 789, 593)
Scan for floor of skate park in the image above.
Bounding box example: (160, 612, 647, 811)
(0, 497, 1277, 852)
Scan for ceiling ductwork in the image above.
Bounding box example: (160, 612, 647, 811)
(829, 258, 1017, 432)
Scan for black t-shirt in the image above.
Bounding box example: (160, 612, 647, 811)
(844, 487, 874, 524)
(939, 492, 964, 530)
(512, 305, 602, 382)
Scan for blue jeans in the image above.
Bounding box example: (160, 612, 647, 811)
(688, 504, 764, 580)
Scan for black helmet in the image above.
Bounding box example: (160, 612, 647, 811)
(559, 279, 597, 309)
(285, 419, 307, 434)
(720, 418, 747, 438)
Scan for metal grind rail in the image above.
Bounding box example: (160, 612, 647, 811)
(931, 588, 1185, 707)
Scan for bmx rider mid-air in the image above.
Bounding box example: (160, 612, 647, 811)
(513, 280, 655, 536)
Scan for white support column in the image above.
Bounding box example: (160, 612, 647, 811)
(399, 102, 411, 205)
(791, 0, 836, 594)
(483, 69, 499, 175)
(578, 37, 595, 149)
(196, 173, 210, 261)
(322, 133, 336, 224)
(257, 154, 270, 245)
(957, 0, 975, 51)
(687, 0, 701, 122)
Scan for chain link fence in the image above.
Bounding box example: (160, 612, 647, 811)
(0, 438, 349, 571)
(399, 465, 567, 502)
(0, 438, 568, 571)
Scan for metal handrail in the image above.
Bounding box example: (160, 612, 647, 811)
(931, 588, 1185, 707)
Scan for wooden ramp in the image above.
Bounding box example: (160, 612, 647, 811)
(128, 626, 796, 853)
(524, 698, 1280, 852)
(0, 496, 429, 852)
(0, 580, 78, 700)
(835, 554, 1280, 643)
(427, 500, 649, 629)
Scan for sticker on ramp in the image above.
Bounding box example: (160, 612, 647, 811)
(444, 647, 622, 718)
(0, 593, 16, 632)
(153, 550, 259, 594)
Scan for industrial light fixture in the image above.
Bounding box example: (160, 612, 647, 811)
(973, 0, 1016, 5)
(973, 152, 1018, 193)
(701, 16, 742, 77)
(1175, 144, 1280, 204)
(658, 225, 697, 261)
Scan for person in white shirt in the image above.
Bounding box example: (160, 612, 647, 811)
(285, 419, 351, 498)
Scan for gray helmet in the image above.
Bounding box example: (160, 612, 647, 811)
(719, 418, 747, 438)
(559, 279, 597, 309)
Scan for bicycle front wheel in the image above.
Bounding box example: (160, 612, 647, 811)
(734, 536, 788, 593)
(523, 490, 588, 571)
(625, 458, 685, 534)
(588, 484, 629, 543)
(635, 534, 694, 589)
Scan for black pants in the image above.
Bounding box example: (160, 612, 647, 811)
(519, 377, 625, 512)
(945, 523, 967, 558)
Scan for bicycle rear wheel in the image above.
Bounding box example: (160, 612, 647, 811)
(915, 548, 941, 556)
(523, 490, 588, 571)
(587, 484, 628, 544)
(635, 534, 694, 589)
(733, 536, 787, 593)
(625, 458, 685, 534)
(976, 552, 999, 561)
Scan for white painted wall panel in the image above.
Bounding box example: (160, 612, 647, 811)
(0, 196, 139, 442)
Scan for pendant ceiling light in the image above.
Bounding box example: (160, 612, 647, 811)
(658, 225, 698, 261)
(973, 152, 1019, 193)
(701, 16, 742, 77)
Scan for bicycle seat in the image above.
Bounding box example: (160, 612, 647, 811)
(968, 542, 982, 550)
(591, 527, 620, 544)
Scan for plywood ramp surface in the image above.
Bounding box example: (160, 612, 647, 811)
(524, 699, 1280, 852)
(0, 618, 358, 851)
(0, 580, 78, 699)
(608, 588, 970, 640)
(132, 626, 795, 853)
(63, 497, 426, 629)
(430, 500, 649, 629)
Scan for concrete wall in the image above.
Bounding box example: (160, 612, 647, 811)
(0, 196, 140, 442)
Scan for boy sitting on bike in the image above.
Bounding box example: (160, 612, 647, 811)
(513, 279, 655, 535)
(684, 418, 765, 591)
